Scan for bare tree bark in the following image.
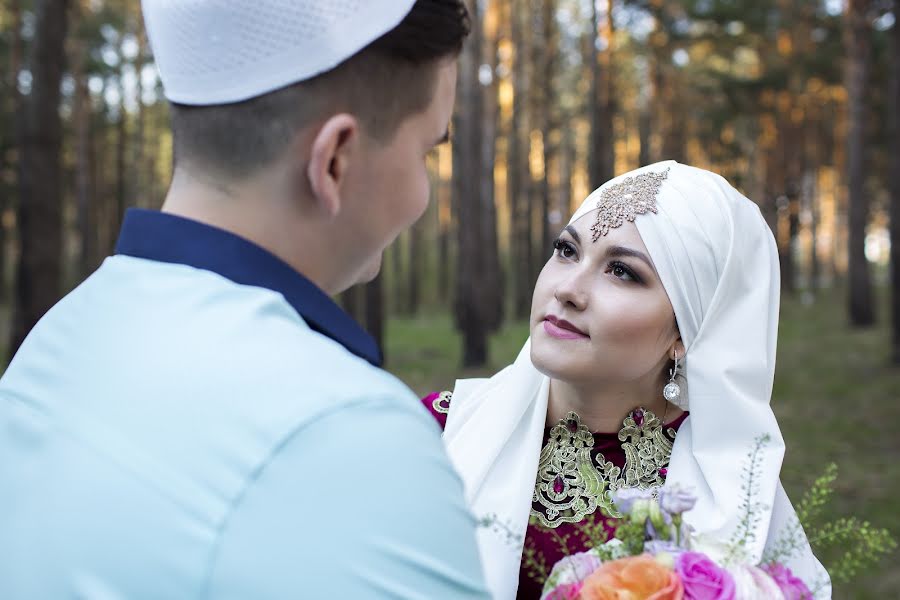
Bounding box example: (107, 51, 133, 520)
(844, 0, 876, 326)
(588, 0, 615, 189)
(340, 284, 362, 322)
(2, 0, 25, 305)
(391, 234, 404, 314)
(72, 35, 95, 279)
(437, 178, 451, 303)
(481, 3, 503, 332)
(406, 221, 421, 316)
(648, 3, 684, 163)
(539, 0, 557, 263)
(588, 0, 615, 188)
(509, 0, 531, 319)
(525, 1, 541, 293)
(453, 0, 490, 366)
(364, 274, 384, 362)
(890, 0, 900, 362)
(782, 111, 801, 295)
(10, 0, 71, 356)
(115, 70, 128, 239)
(638, 100, 651, 167)
(133, 29, 147, 208)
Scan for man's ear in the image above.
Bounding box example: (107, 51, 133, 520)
(307, 114, 359, 218)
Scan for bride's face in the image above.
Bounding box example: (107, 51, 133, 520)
(529, 213, 679, 386)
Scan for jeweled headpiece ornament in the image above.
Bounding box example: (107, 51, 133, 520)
(590, 167, 671, 241)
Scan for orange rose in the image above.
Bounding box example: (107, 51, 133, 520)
(579, 554, 684, 600)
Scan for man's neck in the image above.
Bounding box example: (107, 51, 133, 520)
(160, 167, 338, 294)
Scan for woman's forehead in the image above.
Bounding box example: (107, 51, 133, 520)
(566, 209, 648, 252)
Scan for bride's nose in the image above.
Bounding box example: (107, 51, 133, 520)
(553, 271, 588, 311)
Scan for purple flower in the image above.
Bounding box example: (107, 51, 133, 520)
(675, 551, 736, 600)
(558, 551, 603, 581)
(645, 540, 683, 557)
(659, 484, 698, 516)
(613, 487, 654, 515)
(541, 550, 603, 597)
(762, 563, 814, 600)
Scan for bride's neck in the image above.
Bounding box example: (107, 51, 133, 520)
(546, 377, 677, 433)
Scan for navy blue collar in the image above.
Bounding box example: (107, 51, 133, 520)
(115, 208, 381, 367)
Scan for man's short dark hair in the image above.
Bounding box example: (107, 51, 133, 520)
(170, 0, 470, 179)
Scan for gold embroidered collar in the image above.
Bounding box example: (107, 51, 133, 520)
(531, 408, 676, 528)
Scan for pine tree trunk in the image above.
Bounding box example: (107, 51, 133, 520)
(73, 37, 95, 279)
(453, 0, 488, 366)
(391, 235, 404, 314)
(341, 284, 362, 322)
(437, 168, 451, 305)
(889, 0, 900, 362)
(115, 72, 128, 240)
(509, 0, 531, 320)
(10, 0, 70, 356)
(481, 5, 503, 332)
(807, 171, 820, 291)
(539, 0, 557, 262)
(525, 0, 541, 294)
(588, 0, 615, 186)
(364, 275, 385, 362)
(638, 102, 651, 168)
(845, 0, 876, 326)
(601, 0, 616, 179)
(783, 113, 801, 295)
(2, 0, 25, 305)
(407, 222, 420, 316)
(133, 29, 147, 208)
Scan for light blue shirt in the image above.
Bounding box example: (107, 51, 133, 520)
(0, 210, 488, 599)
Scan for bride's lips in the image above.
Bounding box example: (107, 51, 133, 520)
(542, 315, 589, 340)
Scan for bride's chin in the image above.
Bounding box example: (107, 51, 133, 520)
(530, 344, 578, 381)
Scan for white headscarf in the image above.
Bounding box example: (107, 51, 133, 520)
(442, 161, 830, 599)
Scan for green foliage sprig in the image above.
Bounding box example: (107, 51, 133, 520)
(724, 433, 771, 565)
(762, 461, 896, 594)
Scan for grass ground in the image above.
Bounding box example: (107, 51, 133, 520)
(386, 289, 900, 599)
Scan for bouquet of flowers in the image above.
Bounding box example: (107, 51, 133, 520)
(533, 435, 895, 600)
(539, 484, 810, 599)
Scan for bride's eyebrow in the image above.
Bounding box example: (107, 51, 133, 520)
(605, 245, 655, 271)
(564, 225, 581, 244)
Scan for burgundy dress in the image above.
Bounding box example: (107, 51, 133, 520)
(422, 391, 688, 600)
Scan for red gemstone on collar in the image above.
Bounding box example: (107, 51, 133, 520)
(553, 475, 565, 494)
(633, 408, 645, 427)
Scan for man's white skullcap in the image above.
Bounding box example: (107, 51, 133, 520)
(142, 0, 418, 106)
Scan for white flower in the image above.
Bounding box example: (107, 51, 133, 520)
(659, 483, 698, 515)
(729, 565, 787, 600)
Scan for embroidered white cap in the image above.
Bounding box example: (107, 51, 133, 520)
(141, 0, 418, 105)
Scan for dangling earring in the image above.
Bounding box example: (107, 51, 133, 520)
(663, 350, 682, 402)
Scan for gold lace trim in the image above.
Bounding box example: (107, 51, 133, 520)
(531, 408, 676, 529)
(432, 391, 452, 415)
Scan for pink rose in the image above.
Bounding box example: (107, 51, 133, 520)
(675, 552, 736, 600)
(543, 582, 583, 600)
(762, 563, 813, 600)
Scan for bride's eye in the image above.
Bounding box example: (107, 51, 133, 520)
(552, 238, 577, 260)
(609, 261, 641, 283)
